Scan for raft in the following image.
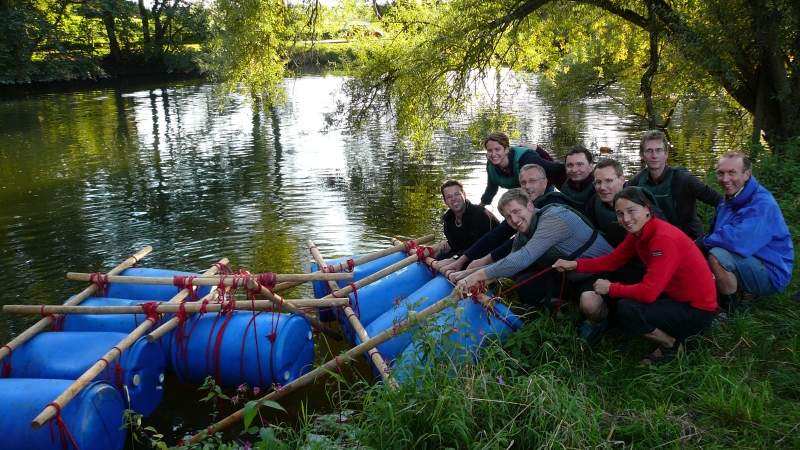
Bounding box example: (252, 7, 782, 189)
(1, 264, 316, 449)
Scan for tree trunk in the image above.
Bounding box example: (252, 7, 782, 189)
(101, 10, 121, 64)
(640, 1, 659, 129)
(138, 0, 151, 59)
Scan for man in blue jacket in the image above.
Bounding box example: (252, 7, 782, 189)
(698, 152, 793, 307)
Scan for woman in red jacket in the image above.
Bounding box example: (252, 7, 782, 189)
(553, 187, 717, 362)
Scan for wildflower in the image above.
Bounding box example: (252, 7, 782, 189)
(237, 383, 248, 393)
(497, 375, 505, 385)
(252, 386, 261, 396)
(231, 394, 239, 405)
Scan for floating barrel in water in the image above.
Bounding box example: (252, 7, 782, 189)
(0, 379, 125, 450)
(167, 311, 314, 388)
(106, 267, 212, 300)
(391, 299, 522, 383)
(342, 262, 434, 333)
(62, 297, 164, 333)
(364, 275, 455, 361)
(311, 251, 408, 321)
(8, 331, 165, 416)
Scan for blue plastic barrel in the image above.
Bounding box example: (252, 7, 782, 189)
(391, 299, 522, 382)
(62, 297, 163, 333)
(8, 331, 165, 416)
(167, 311, 314, 388)
(345, 262, 434, 331)
(363, 275, 454, 362)
(0, 379, 125, 450)
(311, 251, 407, 319)
(106, 267, 212, 300)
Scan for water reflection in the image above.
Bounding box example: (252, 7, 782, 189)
(0, 72, 745, 342)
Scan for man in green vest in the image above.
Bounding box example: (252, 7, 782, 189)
(561, 144, 595, 212)
(628, 130, 721, 239)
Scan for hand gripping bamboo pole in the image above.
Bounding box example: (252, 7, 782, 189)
(31, 258, 226, 428)
(308, 240, 397, 388)
(186, 289, 484, 445)
(0, 246, 153, 362)
(246, 281, 343, 340)
(4, 298, 349, 315)
(271, 234, 435, 292)
(66, 272, 352, 285)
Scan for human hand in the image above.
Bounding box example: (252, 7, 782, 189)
(466, 254, 492, 270)
(552, 259, 577, 272)
(593, 279, 611, 295)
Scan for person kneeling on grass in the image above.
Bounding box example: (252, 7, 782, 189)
(552, 187, 718, 363)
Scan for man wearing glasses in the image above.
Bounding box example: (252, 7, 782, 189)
(628, 130, 721, 239)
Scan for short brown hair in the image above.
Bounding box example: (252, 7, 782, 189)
(440, 179, 464, 197)
(483, 132, 510, 150)
(639, 130, 670, 154)
(595, 158, 623, 177)
(565, 144, 593, 164)
(498, 188, 530, 214)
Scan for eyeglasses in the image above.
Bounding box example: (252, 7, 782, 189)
(643, 148, 666, 155)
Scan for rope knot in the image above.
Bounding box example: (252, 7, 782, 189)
(140, 301, 161, 323)
(404, 240, 417, 254)
(173, 275, 197, 300)
(256, 272, 277, 291)
(267, 332, 277, 343)
(346, 258, 355, 272)
(89, 272, 108, 296)
(47, 402, 79, 450)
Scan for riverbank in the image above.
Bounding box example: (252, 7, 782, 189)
(187, 142, 800, 448)
(0, 43, 354, 98)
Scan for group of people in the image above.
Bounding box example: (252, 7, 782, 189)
(433, 131, 794, 362)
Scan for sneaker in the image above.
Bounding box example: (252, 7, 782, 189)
(577, 319, 608, 347)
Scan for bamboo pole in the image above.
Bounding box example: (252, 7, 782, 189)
(31, 258, 226, 429)
(3, 298, 348, 315)
(0, 246, 153, 362)
(272, 234, 435, 292)
(66, 272, 352, 285)
(246, 281, 342, 340)
(322, 239, 446, 301)
(186, 289, 486, 444)
(307, 240, 397, 388)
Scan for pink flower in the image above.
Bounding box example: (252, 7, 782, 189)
(252, 386, 261, 396)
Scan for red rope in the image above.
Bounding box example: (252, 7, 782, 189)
(240, 298, 266, 388)
(140, 302, 161, 323)
(173, 275, 197, 300)
(498, 266, 554, 297)
(214, 262, 231, 275)
(256, 272, 277, 293)
(89, 272, 108, 296)
(175, 301, 191, 378)
(47, 402, 80, 450)
(346, 258, 355, 272)
(404, 240, 417, 254)
(211, 313, 234, 384)
(348, 283, 360, 317)
(267, 302, 282, 388)
(1, 345, 11, 377)
(39, 305, 64, 331)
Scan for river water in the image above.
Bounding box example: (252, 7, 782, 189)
(0, 71, 744, 436)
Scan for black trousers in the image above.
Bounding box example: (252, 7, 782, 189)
(616, 297, 714, 342)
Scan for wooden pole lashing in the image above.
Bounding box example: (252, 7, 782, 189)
(307, 240, 397, 388)
(31, 258, 227, 428)
(0, 245, 153, 362)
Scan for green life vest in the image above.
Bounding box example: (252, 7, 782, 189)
(559, 178, 595, 210)
(632, 167, 678, 225)
(589, 196, 626, 246)
(511, 204, 599, 266)
(486, 146, 530, 189)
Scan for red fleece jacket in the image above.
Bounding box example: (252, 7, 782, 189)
(576, 218, 717, 312)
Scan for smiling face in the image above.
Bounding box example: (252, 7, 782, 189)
(501, 198, 535, 233)
(442, 185, 466, 215)
(565, 153, 592, 182)
(615, 198, 651, 235)
(485, 139, 510, 169)
(594, 166, 625, 204)
(518, 167, 547, 200)
(642, 138, 668, 173)
(716, 156, 751, 197)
